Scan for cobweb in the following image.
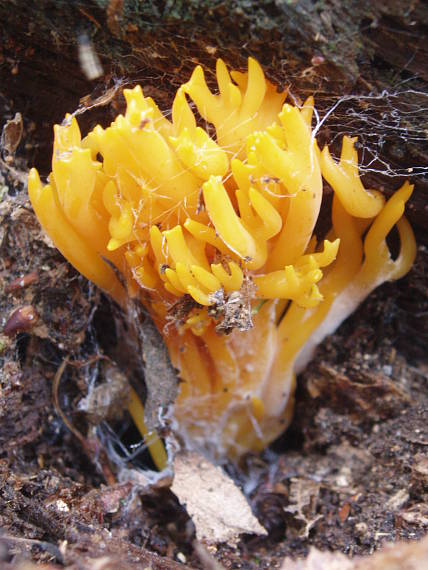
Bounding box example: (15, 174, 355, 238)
(310, 86, 428, 178)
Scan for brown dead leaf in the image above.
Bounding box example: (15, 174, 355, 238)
(410, 454, 428, 498)
(338, 502, 351, 523)
(281, 547, 353, 570)
(284, 478, 322, 538)
(399, 503, 428, 527)
(308, 364, 412, 421)
(412, 454, 428, 484)
(171, 452, 266, 544)
(1, 112, 23, 155)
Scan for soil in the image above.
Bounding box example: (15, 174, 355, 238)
(0, 1, 427, 569)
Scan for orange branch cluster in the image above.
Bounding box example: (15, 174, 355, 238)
(29, 58, 416, 460)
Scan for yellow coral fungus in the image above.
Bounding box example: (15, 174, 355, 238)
(28, 57, 416, 460)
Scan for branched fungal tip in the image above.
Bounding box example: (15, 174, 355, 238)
(29, 57, 416, 463)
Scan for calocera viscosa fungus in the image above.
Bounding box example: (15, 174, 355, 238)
(28, 57, 416, 464)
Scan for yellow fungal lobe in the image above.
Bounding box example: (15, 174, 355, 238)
(29, 57, 416, 461)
